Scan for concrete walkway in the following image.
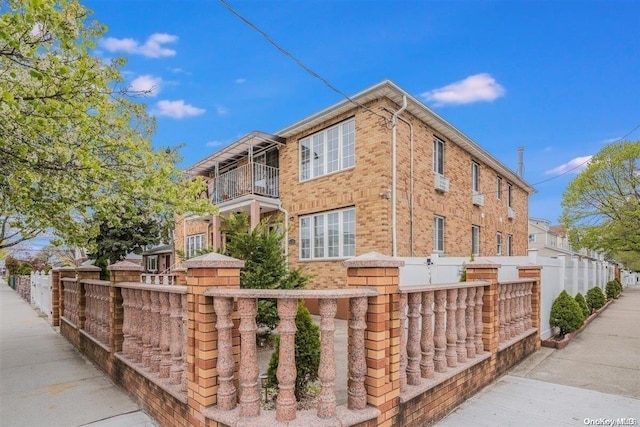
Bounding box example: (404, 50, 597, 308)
(438, 285, 640, 426)
(0, 279, 156, 427)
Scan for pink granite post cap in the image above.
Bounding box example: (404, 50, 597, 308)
(108, 260, 144, 271)
(517, 264, 543, 270)
(76, 265, 102, 272)
(343, 251, 405, 268)
(464, 260, 502, 269)
(182, 252, 245, 269)
(54, 266, 77, 272)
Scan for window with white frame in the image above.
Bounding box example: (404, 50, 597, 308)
(471, 225, 480, 256)
(496, 232, 503, 255)
(147, 255, 158, 272)
(507, 182, 513, 208)
(300, 208, 355, 259)
(433, 137, 445, 175)
(186, 234, 204, 258)
(472, 162, 480, 193)
(496, 176, 502, 200)
(507, 234, 513, 256)
(528, 234, 536, 243)
(299, 118, 355, 181)
(433, 216, 445, 252)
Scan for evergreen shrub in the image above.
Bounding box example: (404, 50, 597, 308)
(586, 286, 606, 313)
(574, 292, 590, 319)
(549, 290, 584, 337)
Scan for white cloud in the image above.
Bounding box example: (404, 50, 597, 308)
(206, 140, 226, 147)
(422, 73, 506, 106)
(545, 155, 593, 175)
(602, 137, 620, 144)
(154, 100, 205, 119)
(216, 105, 229, 116)
(130, 75, 162, 96)
(235, 78, 246, 84)
(100, 33, 178, 58)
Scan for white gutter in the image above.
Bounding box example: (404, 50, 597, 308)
(391, 95, 407, 257)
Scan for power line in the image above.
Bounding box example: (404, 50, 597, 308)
(218, 0, 391, 125)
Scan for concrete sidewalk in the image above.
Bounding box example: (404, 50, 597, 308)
(0, 280, 156, 427)
(438, 285, 640, 426)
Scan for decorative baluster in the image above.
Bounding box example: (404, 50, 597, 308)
(433, 290, 447, 373)
(475, 286, 484, 354)
(518, 283, 525, 334)
(407, 292, 421, 385)
(181, 294, 188, 393)
(142, 291, 152, 369)
(122, 288, 132, 358)
(159, 292, 171, 378)
(514, 284, 522, 335)
(456, 288, 467, 364)
(466, 287, 476, 359)
(214, 296, 236, 409)
(275, 298, 297, 421)
(498, 284, 506, 343)
(84, 284, 93, 334)
(526, 282, 533, 329)
(238, 297, 259, 417)
(445, 289, 458, 368)
(169, 293, 183, 385)
(150, 291, 161, 372)
(505, 285, 514, 339)
(102, 286, 109, 343)
(348, 296, 367, 409)
(399, 293, 408, 390)
(420, 291, 434, 379)
(133, 289, 144, 363)
(317, 298, 337, 419)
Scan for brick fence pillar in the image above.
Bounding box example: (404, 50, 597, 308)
(344, 252, 404, 427)
(108, 261, 143, 362)
(51, 269, 61, 326)
(464, 261, 500, 371)
(57, 266, 77, 325)
(182, 253, 244, 427)
(517, 265, 542, 349)
(76, 266, 101, 331)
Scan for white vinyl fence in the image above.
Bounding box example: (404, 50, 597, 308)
(30, 271, 52, 320)
(399, 250, 624, 340)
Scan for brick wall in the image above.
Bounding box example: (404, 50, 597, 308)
(174, 215, 210, 264)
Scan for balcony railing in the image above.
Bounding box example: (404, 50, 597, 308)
(210, 163, 279, 203)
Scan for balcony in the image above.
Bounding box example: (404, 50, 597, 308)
(210, 163, 279, 204)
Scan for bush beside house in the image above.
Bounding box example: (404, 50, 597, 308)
(586, 287, 606, 314)
(549, 290, 585, 337)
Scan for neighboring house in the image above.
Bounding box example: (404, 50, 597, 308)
(141, 244, 173, 274)
(175, 80, 535, 288)
(528, 218, 604, 261)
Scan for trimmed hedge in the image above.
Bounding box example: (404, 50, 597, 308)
(586, 286, 606, 313)
(550, 290, 585, 337)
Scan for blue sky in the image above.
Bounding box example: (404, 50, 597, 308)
(14, 0, 640, 256)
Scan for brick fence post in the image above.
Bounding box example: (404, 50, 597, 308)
(76, 266, 101, 331)
(57, 266, 77, 325)
(51, 268, 61, 326)
(344, 252, 404, 427)
(108, 261, 143, 365)
(517, 265, 542, 349)
(464, 261, 500, 372)
(182, 253, 244, 427)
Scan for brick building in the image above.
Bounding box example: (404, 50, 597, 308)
(175, 80, 535, 288)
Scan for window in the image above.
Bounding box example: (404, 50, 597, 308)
(299, 118, 355, 181)
(147, 255, 158, 272)
(300, 208, 355, 259)
(433, 216, 445, 252)
(496, 176, 502, 200)
(528, 234, 536, 243)
(433, 137, 445, 175)
(496, 232, 503, 256)
(507, 234, 513, 256)
(186, 234, 204, 258)
(471, 225, 480, 256)
(472, 162, 480, 193)
(507, 183, 513, 208)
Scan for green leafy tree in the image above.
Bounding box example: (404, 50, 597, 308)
(561, 141, 640, 256)
(585, 286, 606, 314)
(574, 292, 590, 319)
(549, 290, 585, 337)
(0, 0, 211, 251)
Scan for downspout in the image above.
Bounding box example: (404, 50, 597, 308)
(277, 204, 289, 263)
(391, 95, 407, 257)
(383, 107, 414, 256)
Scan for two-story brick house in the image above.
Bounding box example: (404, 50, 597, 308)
(175, 80, 535, 288)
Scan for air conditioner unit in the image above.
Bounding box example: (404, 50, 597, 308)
(434, 173, 450, 193)
(507, 207, 516, 219)
(472, 192, 484, 206)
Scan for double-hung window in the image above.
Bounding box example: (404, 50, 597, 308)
(147, 255, 158, 272)
(507, 234, 513, 256)
(471, 225, 480, 256)
(433, 137, 445, 175)
(496, 232, 503, 256)
(507, 183, 513, 208)
(186, 234, 204, 258)
(433, 215, 445, 252)
(472, 162, 480, 193)
(300, 208, 355, 259)
(496, 176, 502, 200)
(300, 118, 355, 181)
